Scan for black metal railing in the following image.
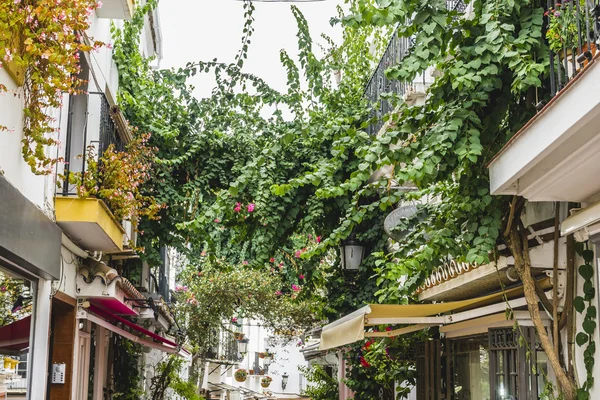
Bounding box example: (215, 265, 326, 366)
(201, 329, 241, 363)
(544, 0, 600, 100)
(59, 92, 125, 200)
(364, 29, 412, 136)
(364, 1, 468, 135)
(447, 0, 467, 13)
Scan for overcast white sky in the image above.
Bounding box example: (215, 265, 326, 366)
(158, 0, 344, 98)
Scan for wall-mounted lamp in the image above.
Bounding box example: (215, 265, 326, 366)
(340, 239, 365, 271)
(125, 297, 159, 321)
(238, 338, 249, 354)
(281, 372, 289, 390)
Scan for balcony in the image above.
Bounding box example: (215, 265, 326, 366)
(95, 0, 135, 20)
(55, 197, 125, 253)
(55, 92, 133, 253)
(364, 0, 467, 135)
(202, 329, 241, 365)
(489, 2, 600, 204)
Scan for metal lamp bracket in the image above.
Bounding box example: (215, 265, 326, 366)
(544, 270, 566, 298)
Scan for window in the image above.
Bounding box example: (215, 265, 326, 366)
(449, 335, 490, 400)
(488, 327, 542, 400)
(0, 266, 36, 399)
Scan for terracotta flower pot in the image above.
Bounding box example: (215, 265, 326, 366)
(235, 376, 246, 383)
(261, 382, 270, 388)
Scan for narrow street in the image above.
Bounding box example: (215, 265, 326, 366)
(1, 0, 600, 399)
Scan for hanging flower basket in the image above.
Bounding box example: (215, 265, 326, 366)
(234, 332, 245, 340)
(234, 369, 248, 382)
(261, 376, 272, 388)
(258, 351, 274, 359)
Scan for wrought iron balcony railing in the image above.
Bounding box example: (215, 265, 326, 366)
(364, 0, 468, 135)
(58, 92, 125, 210)
(364, 30, 412, 136)
(201, 329, 241, 363)
(544, 0, 600, 100)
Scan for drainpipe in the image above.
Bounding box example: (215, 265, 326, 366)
(61, 233, 89, 259)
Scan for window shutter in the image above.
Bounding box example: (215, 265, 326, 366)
(488, 327, 540, 400)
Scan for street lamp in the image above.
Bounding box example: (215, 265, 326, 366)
(281, 372, 289, 390)
(340, 239, 365, 271)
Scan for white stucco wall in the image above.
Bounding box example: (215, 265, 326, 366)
(0, 69, 58, 212)
(229, 321, 309, 395)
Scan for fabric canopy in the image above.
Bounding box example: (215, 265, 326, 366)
(319, 280, 550, 350)
(0, 316, 30, 352)
(89, 304, 178, 347)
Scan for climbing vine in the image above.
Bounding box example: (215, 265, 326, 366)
(574, 245, 596, 400)
(111, 0, 589, 398)
(150, 355, 203, 400)
(299, 364, 339, 400)
(112, 335, 144, 400)
(0, 0, 104, 174)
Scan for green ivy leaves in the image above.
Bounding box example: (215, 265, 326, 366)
(574, 245, 596, 400)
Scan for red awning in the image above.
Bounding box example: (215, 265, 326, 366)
(89, 305, 178, 347)
(0, 316, 30, 352)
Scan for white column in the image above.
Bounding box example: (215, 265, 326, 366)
(29, 279, 52, 400)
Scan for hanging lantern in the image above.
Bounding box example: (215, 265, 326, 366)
(281, 372, 289, 390)
(340, 239, 365, 271)
(238, 338, 249, 354)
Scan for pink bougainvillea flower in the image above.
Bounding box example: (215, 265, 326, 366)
(242, 260, 249, 265)
(0, 286, 6, 293)
(269, 257, 275, 263)
(275, 290, 282, 296)
(201, 251, 207, 257)
(234, 202, 242, 213)
(385, 326, 392, 331)
(294, 250, 302, 258)
(231, 317, 238, 323)
(247, 203, 255, 213)
(316, 236, 322, 243)
(214, 218, 220, 223)
(299, 274, 305, 280)
(292, 284, 301, 292)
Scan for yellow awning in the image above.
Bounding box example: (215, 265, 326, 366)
(319, 280, 550, 350)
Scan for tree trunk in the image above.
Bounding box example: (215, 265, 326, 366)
(505, 214, 577, 400)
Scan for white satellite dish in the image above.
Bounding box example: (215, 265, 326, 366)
(384, 204, 419, 240)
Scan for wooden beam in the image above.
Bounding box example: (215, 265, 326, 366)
(53, 291, 77, 307)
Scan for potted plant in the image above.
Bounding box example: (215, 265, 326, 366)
(260, 376, 273, 388)
(234, 369, 247, 382)
(233, 331, 245, 340)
